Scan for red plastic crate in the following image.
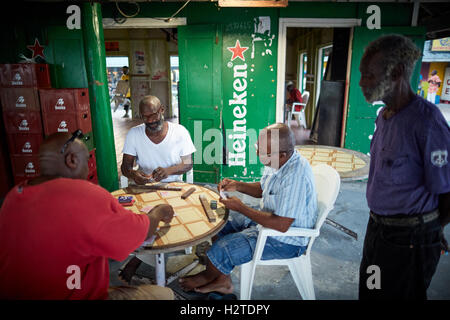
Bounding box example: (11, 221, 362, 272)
(10, 155, 40, 178)
(41, 111, 92, 136)
(0, 64, 51, 88)
(87, 168, 98, 185)
(88, 149, 97, 172)
(3, 110, 43, 134)
(0, 87, 41, 111)
(39, 88, 90, 113)
(7, 133, 43, 155)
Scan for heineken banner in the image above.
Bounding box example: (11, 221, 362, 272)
(222, 15, 278, 181)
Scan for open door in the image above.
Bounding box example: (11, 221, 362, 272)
(344, 26, 426, 154)
(178, 25, 223, 183)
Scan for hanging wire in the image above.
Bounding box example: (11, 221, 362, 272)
(165, 0, 192, 22)
(115, 1, 140, 18)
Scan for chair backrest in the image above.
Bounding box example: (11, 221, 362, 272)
(301, 91, 310, 105)
(303, 164, 340, 255)
(312, 164, 340, 213)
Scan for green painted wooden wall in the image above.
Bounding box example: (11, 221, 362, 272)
(0, 1, 422, 186)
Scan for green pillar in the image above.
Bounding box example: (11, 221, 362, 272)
(81, 2, 118, 191)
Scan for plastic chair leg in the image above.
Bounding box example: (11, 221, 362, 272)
(290, 257, 315, 300)
(240, 262, 254, 300)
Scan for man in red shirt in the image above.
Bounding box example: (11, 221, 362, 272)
(286, 81, 303, 106)
(0, 132, 174, 300)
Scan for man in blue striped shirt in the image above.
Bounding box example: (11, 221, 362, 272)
(179, 123, 317, 294)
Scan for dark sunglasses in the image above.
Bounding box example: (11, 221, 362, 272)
(60, 129, 84, 154)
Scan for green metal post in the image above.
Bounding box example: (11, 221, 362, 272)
(81, 2, 118, 191)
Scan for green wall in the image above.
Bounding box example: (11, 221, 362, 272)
(1, 1, 420, 185)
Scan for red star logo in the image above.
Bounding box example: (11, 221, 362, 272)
(227, 40, 248, 62)
(27, 38, 45, 59)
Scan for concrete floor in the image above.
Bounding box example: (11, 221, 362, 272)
(109, 179, 450, 300)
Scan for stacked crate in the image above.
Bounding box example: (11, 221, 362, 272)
(0, 64, 51, 184)
(0, 63, 98, 185)
(39, 88, 98, 184)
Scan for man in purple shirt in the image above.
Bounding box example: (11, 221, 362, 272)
(359, 34, 450, 299)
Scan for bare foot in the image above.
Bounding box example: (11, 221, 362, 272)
(194, 274, 234, 294)
(179, 271, 215, 292)
(119, 257, 142, 284)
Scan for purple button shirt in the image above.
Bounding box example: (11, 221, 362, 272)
(367, 95, 450, 215)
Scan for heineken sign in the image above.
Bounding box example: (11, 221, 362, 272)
(222, 16, 277, 181)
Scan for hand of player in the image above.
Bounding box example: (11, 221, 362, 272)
(151, 204, 174, 224)
(218, 178, 240, 192)
(133, 170, 153, 185)
(152, 167, 169, 182)
(219, 196, 244, 212)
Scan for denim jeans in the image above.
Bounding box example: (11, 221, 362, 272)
(207, 211, 306, 275)
(359, 213, 442, 300)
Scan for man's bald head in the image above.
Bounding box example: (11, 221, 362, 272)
(139, 95, 165, 134)
(139, 95, 162, 114)
(259, 123, 295, 154)
(258, 123, 295, 169)
(39, 133, 89, 180)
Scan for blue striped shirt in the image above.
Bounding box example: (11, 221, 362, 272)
(260, 151, 317, 247)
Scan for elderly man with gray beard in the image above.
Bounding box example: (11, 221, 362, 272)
(119, 95, 196, 283)
(358, 34, 450, 300)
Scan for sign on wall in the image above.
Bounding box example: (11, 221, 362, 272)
(222, 15, 277, 181)
(431, 37, 450, 52)
(441, 67, 450, 102)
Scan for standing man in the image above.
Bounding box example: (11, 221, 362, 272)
(120, 95, 196, 282)
(121, 66, 131, 118)
(359, 34, 450, 300)
(427, 70, 442, 104)
(0, 132, 175, 299)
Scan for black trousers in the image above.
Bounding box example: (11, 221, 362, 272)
(359, 214, 442, 300)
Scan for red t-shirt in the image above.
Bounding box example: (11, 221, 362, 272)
(289, 88, 303, 104)
(0, 178, 149, 300)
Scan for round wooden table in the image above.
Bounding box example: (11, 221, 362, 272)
(296, 145, 370, 181)
(111, 182, 229, 286)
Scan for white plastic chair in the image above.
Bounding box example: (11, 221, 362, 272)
(288, 91, 309, 129)
(240, 164, 341, 300)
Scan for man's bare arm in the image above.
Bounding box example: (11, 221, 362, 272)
(152, 154, 193, 182)
(241, 205, 294, 232)
(220, 197, 293, 232)
(166, 154, 193, 176)
(121, 154, 136, 179)
(121, 153, 151, 185)
(145, 204, 174, 238)
(219, 179, 263, 198)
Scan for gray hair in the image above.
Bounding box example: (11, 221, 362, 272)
(363, 34, 422, 81)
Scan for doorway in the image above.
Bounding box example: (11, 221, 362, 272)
(170, 55, 180, 119)
(102, 24, 184, 178)
(277, 18, 361, 147)
(106, 56, 130, 119)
